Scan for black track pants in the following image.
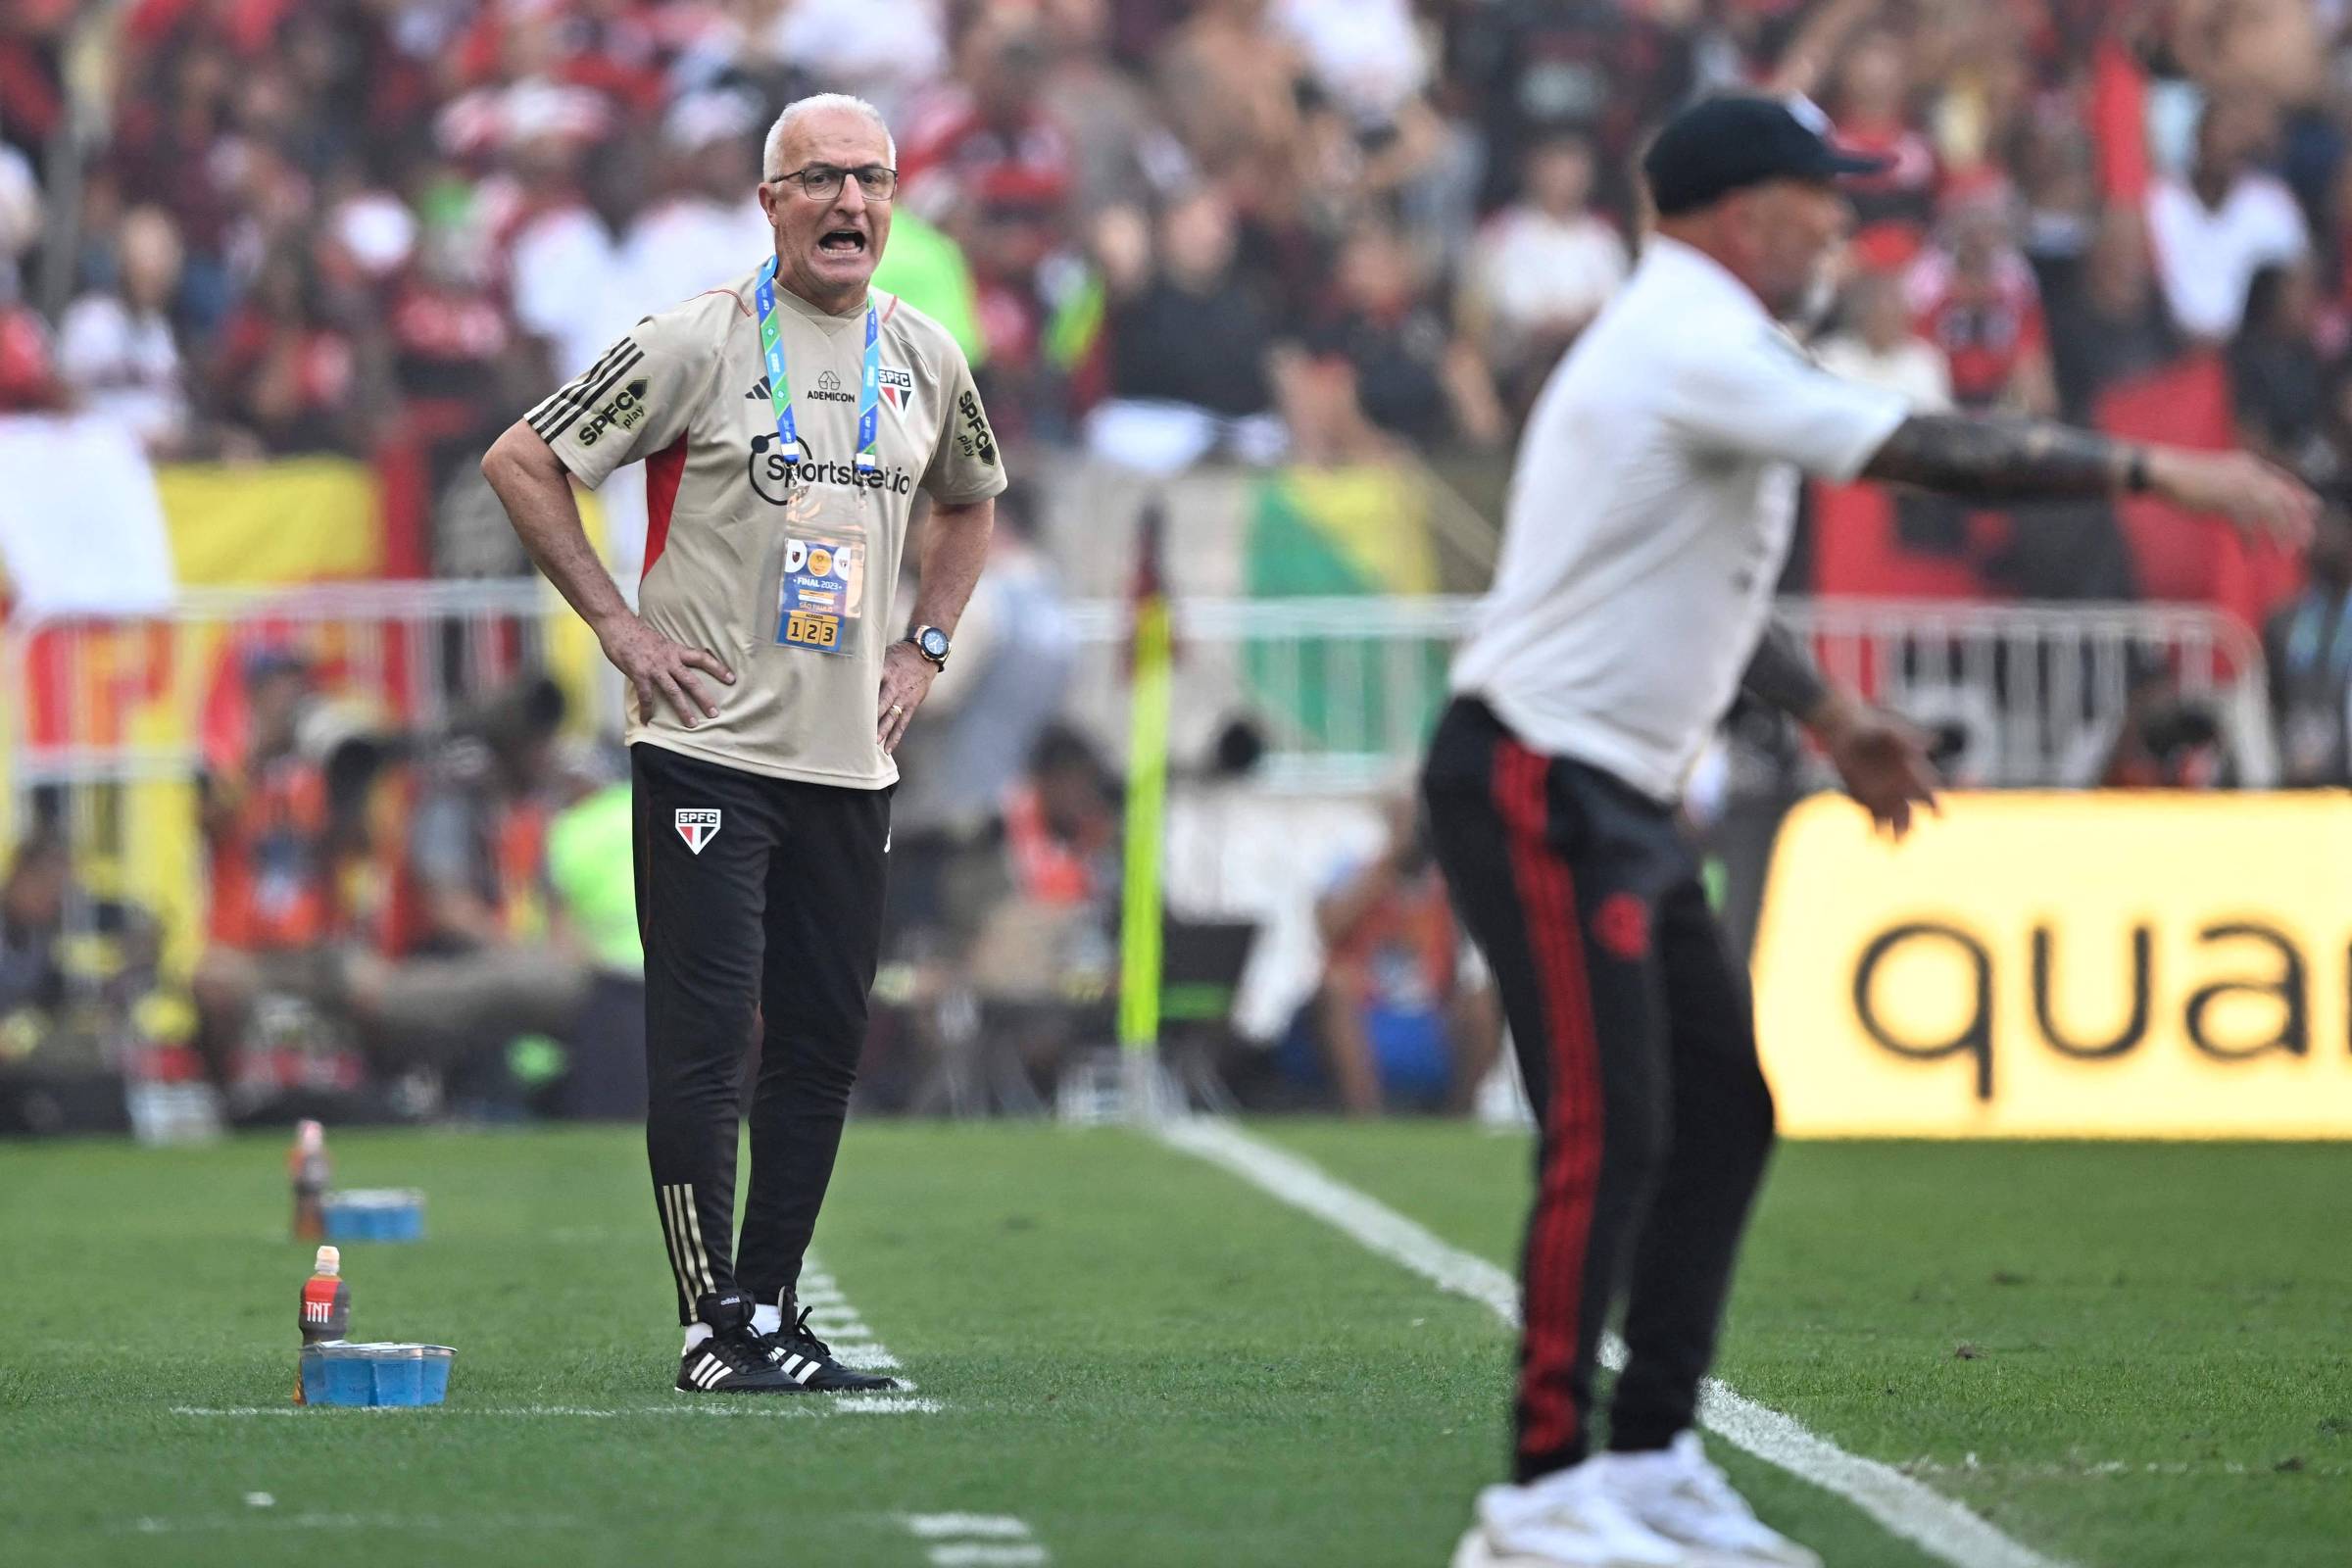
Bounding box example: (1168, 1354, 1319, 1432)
(631, 742, 890, 1323)
(1421, 698, 1776, 1480)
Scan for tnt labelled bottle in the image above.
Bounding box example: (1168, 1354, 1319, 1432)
(294, 1246, 352, 1404)
(290, 1119, 330, 1242)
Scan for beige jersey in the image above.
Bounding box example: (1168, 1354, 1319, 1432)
(529, 267, 1007, 789)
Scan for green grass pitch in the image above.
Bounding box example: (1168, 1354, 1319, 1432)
(3, 1122, 2347, 1566)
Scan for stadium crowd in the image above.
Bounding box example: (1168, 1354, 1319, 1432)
(0, 4, 2337, 512)
(9, 0, 2352, 1123)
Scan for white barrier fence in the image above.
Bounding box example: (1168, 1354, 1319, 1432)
(5, 584, 2278, 828)
(1, 581, 624, 991)
(1792, 597, 2278, 788)
(0, 583, 2281, 1125)
(3, 579, 623, 797)
(1062, 594, 2278, 791)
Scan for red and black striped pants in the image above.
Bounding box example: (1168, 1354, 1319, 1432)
(1422, 697, 1777, 1481)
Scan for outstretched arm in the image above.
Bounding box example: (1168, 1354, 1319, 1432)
(1859, 415, 2317, 546)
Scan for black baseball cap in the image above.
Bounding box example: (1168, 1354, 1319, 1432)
(1642, 95, 1891, 216)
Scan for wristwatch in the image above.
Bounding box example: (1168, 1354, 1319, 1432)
(908, 624, 952, 670)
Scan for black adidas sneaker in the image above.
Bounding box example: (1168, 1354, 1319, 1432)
(757, 1291, 897, 1393)
(675, 1290, 802, 1394)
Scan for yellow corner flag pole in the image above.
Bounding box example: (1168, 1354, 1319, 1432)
(1117, 502, 1174, 1120)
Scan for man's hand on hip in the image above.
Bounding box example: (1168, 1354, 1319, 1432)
(876, 640, 937, 756)
(600, 612, 735, 729)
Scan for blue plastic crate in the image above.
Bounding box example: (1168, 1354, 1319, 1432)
(299, 1343, 456, 1406)
(321, 1189, 425, 1243)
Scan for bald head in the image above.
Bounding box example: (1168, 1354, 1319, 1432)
(762, 94, 895, 181)
(757, 93, 899, 315)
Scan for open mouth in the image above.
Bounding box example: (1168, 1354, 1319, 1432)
(817, 227, 867, 256)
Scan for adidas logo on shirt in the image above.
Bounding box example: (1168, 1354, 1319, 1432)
(747, 373, 858, 406)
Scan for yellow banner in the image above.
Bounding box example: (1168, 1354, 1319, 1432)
(157, 457, 383, 584)
(1753, 792, 2352, 1138)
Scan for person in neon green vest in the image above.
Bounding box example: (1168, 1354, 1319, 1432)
(544, 772, 645, 1119)
(870, 208, 987, 368)
(545, 778, 641, 977)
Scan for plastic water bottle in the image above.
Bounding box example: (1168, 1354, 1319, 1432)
(294, 1246, 351, 1405)
(301, 1246, 352, 1345)
(290, 1120, 330, 1242)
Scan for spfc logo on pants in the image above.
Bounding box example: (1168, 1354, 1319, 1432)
(674, 808, 721, 856)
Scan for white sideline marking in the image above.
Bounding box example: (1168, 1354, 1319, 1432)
(905, 1515, 1038, 1539)
(798, 1259, 907, 1373)
(838, 1396, 946, 1415)
(1157, 1118, 2070, 1568)
(902, 1512, 1050, 1566)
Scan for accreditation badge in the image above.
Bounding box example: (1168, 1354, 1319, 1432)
(773, 530, 865, 656)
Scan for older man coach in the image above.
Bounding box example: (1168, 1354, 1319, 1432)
(1428, 96, 2313, 1567)
(483, 94, 1003, 1395)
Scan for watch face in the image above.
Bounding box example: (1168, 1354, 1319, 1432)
(918, 628, 950, 661)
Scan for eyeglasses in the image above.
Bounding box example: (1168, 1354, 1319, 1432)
(765, 164, 898, 202)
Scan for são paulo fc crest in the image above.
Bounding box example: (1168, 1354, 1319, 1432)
(674, 808, 721, 855)
(877, 366, 913, 414)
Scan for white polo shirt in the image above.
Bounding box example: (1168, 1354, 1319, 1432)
(1450, 235, 1907, 802)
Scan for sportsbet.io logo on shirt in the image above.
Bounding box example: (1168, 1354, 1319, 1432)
(747, 432, 913, 504)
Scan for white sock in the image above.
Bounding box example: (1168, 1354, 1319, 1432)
(682, 1323, 712, 1354)
(752, 1303, 783, 1337)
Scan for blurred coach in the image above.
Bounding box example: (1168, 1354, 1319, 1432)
(1427, 95, 2312, 1568)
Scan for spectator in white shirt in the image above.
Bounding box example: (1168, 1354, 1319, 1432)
(503, 128, 628, 383)
(1816, 270, 1951, 411)
(1461, 134, 1629, 407)
(762, 0, 945, 126)
(2145, 93, 2310, 342)
(616, 89, 775, 315)
(1277, 0, 1428, 126)
(58, 206, 193, 456)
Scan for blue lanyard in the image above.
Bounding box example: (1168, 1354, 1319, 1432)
(753, 256, 882, 472)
